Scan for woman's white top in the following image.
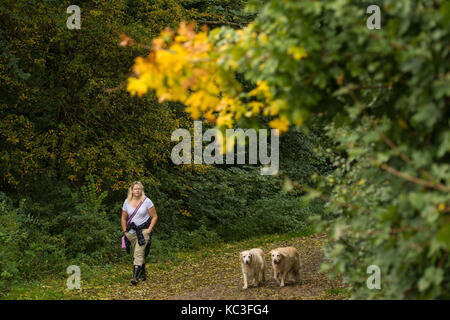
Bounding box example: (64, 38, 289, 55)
(122, 197, 154, 234)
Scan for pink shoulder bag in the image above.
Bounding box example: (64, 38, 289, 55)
(121, 197, 146, 249)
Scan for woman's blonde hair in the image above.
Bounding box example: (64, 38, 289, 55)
(127, 181, 146, 202)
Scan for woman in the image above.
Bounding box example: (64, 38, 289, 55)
(122, 181, 158, 285)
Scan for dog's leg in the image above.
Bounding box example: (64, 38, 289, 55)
(286, 269, 293, 282)
(288, 268, 297, 282)
(280, 271, 287, 287)
(253, 274, 258, 287)
(242, 269, 248, 290)
(250, 273, 256, 287)
(273, 266, 278, 282)
(292, 266, 298, 280)
(275, 271, 281, 284)
(255, 269, 261, 287)
(290, 270, 298, 283)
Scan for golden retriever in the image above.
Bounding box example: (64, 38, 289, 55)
(270, 247, 301, 287)
(240, 248, 266, 289)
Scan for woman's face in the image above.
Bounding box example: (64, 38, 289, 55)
(132, 184, 142, 198)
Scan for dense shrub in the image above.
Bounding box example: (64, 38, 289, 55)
(0, 193, 67, 294)
(50, 175, 122, 265)
(0, 195, 27, 293)
(153, 162, 324, 242)
(124, 0, 450, 299)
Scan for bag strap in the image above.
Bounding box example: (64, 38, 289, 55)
(126, 197, 146, 226)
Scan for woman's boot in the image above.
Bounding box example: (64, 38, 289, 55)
(139, 262, 146, 281)
(131, 265, 140, 285)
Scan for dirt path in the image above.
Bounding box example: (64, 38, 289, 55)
(112, 233, 347, 300)
(5, 232, 349, 300)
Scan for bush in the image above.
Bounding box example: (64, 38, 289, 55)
(0, 197, 26, 294)
(0, 192, 66, 293)
(51, 175, 122, 265)
(153, 163, 324, 242)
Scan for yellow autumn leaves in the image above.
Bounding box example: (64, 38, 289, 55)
(126, 21, 308, 149)
(126, 22, 235, 129)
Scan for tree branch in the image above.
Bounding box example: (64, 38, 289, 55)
(197, 20, 243, 27)
(379, 163, 450, 192)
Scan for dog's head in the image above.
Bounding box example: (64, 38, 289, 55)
(240, 251, 253, 266)
(270, 249, 283, 266)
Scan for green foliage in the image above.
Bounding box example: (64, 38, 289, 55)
(53, 175, 120, 265)
(0, 196, 26, 293)
(0, 175, 117, 294)
(214, 0, 450, 299)
(182, 0, 256, 27)
(151, 162, 324, 242)
(80, 174, 108, 214)
(0, 0, 331, 297)
(0, 0, 192, 193)
(0, 192, 66, 294)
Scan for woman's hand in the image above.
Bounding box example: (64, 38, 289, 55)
(147, 206, 157, 234)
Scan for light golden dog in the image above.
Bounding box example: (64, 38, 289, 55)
(240, 248, 266, 289)
(270, 247, 301, 287)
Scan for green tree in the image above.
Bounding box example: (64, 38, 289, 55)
(127, 0, 450, 298)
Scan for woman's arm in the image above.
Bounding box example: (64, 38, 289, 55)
(121, 210, 128, 232)
(147, 206, 158, 232)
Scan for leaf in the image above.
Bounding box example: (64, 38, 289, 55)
(418, 267, 444, 292)
(436, 223, 450, 249)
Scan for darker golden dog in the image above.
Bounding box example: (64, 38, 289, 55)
(270, 247, 301, 287)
